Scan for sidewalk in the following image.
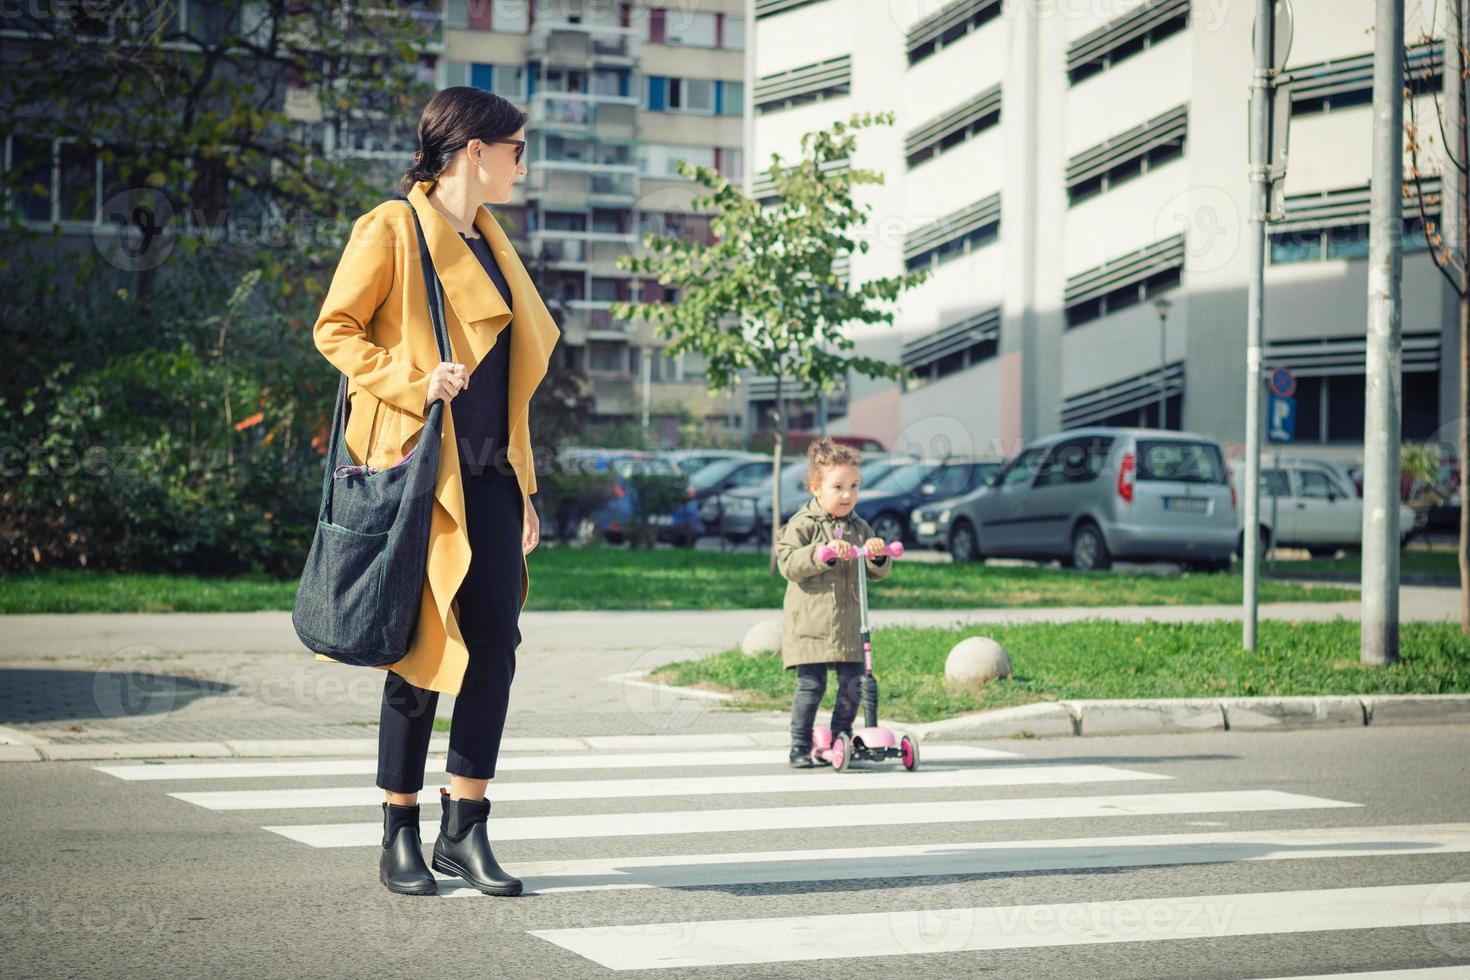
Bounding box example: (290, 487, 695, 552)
(0, 585, 1455, 752)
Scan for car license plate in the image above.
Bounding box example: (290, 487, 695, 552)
(1164, 497, 1208, 513)
(651, 514, 673, 525)
(918, 521, 938, 536)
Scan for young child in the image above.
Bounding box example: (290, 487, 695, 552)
(775, 438, 892, 768)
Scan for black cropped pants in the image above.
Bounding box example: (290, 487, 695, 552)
(377, 467, 523, 793)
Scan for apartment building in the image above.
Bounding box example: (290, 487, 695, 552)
(438, 0, 748, 437)
(750, 0, 1458, 466)
(0, 1, 750, 440)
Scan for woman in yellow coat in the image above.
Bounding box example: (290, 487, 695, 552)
(310, 88, 558, 897)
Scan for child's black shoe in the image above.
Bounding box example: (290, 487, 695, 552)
(789, 746, 820, 768)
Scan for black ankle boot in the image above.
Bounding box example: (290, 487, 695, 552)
(430, 788, 522, 896)
(379, 801, 437, 896)
(789, 745, 818, 768)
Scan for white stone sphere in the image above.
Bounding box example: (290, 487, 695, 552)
(741, 619, 783, 657)
(944, 636, 1012, 688)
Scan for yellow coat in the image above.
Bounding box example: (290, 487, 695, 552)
(308, 179, 559, 696)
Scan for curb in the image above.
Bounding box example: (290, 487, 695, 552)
(911, 694, 1470, 740)
(0, 729, 794, 762)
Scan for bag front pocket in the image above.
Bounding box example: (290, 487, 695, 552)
(293, 520, 389, 658)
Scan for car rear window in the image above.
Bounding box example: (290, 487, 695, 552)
(1136, 440, 1227, 484)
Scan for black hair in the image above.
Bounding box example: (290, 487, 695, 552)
(399, 86, 528, 194)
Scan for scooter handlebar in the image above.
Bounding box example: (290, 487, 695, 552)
(815, 540, 904, 562)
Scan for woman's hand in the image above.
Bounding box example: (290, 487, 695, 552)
(523, 500, 540, 555)
(863, 536, 886, 558)
(425, 361, 467, 412)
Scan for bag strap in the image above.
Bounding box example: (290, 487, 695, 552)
(314, 198, 455, 513)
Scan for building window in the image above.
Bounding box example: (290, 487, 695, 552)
(1263, 335, 1441, 442)
(1066, 104, 1187, 205)
(754, 55, 851, 115)
(1059, 363, 1185, 429)
(1068, 0, 1189, 84)
(1268, 180, 1439, 264)
(1289, 40, 1442, 116)
(1064, 234, 1185, 329)
(901, 308, 1001, 392)
(754, 0, 822, 16)
(903, 193, 1001, 272)
(907, 0, 1002, 66)
(905, 85, 1001, 169)
(645, 75, 724, 114)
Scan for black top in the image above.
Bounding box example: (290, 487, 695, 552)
(453, 231, 515, 479)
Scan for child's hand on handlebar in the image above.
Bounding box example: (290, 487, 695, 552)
(863, 536, 886, 558)
(830, 538, 856, 560)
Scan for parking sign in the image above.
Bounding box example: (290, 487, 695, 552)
(1267, 394, 1296, 443)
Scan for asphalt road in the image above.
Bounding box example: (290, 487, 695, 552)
(5, 725, 1469, 979)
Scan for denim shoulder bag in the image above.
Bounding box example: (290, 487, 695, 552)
(292, 198, 451, 666)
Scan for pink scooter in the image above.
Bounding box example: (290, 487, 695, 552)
(809, 526, 920, 773)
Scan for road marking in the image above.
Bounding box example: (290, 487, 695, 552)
(1249, 970, 1470, 980)
(172, 764, 1166, 811)
(440, 822, 1470, 894)
(262, 790, 1359, 848)
(93, 745, 1018, 782)
(528, 881, 1470, 969)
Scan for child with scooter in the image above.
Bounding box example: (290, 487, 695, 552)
(775, 437, 902, 769)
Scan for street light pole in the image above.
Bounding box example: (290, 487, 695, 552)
(1242, 0, 1275, 652)
(1153, 296, 1172, 429)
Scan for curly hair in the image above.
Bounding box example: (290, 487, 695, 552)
(804, 437, 864, 491)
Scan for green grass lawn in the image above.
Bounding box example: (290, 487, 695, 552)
(649, 619, 1470, 725)
(0, 546, 1356, 614)
(1267, 545, 1456, 581)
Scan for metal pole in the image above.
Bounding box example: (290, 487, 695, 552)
(1361, 0, 1405, 665)
(1158, 309, 1168, 427)
(1270, 444, 1280, 571)
(1242, 0, 1274, 651)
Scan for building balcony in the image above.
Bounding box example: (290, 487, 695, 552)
(525, 163, 639, 205)
(529, 20, 638, 67)
(528, 92, 639, 140)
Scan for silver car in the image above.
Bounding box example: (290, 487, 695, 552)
(915, 427, 1239, 571)
(1232, 459, 1420, 557)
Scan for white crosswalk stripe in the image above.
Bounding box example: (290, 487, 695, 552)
(92, 744, 1018, 782)
(169, 763, 1167, 810)
(93, 738, 1469, 972)
(528, 882, 1470, 969)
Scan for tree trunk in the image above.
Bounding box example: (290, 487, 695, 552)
(1461, 287, 1468, 633)
(768, 375, 784, 576)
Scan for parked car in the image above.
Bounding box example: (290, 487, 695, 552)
(855, 458, 1000, 545)
(689, 454, 775, 535)
(709, 461, 810, 543)
(747, 429, 887, 454)
(925, 427, 1239, 571)
(659, 449, 752, 476)
(580, 452, 703, 546)
(706, 454, 913, 543)
(1232, 459, 1421, 557)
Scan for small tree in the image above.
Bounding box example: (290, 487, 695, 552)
(611, 111, 927, 574)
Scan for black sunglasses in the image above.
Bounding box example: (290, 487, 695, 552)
(479, 137, 525, 165)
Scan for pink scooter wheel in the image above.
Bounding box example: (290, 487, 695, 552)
(831, 733, 851, 773)
(900, 734, 920, 771)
